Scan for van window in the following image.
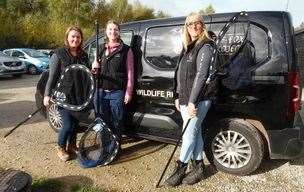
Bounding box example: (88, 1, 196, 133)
(84, 31, 133, 64)
(85, 36, 105, 64)
(209, 22, 269, 64)
(145, 25, 183, 70)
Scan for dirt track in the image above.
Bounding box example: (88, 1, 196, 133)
(1, 75, 304, 192)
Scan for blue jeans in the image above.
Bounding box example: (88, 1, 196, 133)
(94, 89, 125, 139)
(58, 108, 78, 148)
(179, 100, 212, 163)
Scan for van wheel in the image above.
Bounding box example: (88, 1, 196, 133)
(28, 65, 37, 75)
(205, 118, 264, 175)
(47, 103, 62, 133)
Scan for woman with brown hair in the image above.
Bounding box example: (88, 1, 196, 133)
(165, 12, 215, 186)
(92, 20, 134, 145)
(44, 26, 89, 161)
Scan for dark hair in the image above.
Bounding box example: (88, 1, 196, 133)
(64, 26, 84, 50)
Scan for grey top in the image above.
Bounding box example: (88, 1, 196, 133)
(176, 44, 213, 104)
(189, 44, 213, 103)
(44, 54, 60, 96)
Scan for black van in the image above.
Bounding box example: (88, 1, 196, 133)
(35, 11, 304, 175)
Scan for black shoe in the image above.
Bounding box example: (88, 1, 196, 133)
(182, 160, 205, 185)
(165, 160, 187, 187)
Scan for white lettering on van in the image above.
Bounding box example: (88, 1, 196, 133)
(136, 89, 173, 98)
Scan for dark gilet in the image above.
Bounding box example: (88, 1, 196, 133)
(98, 43, 129, 90)
(176, 40, 216, 105)
(52, 48, 89, 103)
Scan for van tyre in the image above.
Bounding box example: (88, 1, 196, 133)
(205, 118, 264, 175)
(47, 103, 62, 133)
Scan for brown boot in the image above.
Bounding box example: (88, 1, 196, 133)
(56, 146, 70, 162)
(66, 143, 79, 155)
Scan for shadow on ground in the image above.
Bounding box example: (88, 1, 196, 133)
(31, 175, 117, 192)
(253, 159, 288, 175)
(289, 156, 304, 165)
(0, 101, 45, 129)
(113, 140, 167, 164)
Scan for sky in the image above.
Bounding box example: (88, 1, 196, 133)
(129, 0, 304, 27)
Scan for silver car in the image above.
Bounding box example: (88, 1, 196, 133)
(0, 51, 26, 77)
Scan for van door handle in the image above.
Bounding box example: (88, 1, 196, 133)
(140, 76, 155, 82)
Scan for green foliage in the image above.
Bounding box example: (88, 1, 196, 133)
(32, 178, 63, 192)
(0, 0, 7, 8)
(199, 4, 215, 15)
(0, 0, 202, 49)
(155, 10, 170, 18)
(71, 184, 104, 192)
(131, 0, 155, 21)
(71, 184, 119, 192)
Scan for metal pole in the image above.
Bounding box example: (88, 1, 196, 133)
(156, 118, 191, 188)
(95, 20, 100, 118)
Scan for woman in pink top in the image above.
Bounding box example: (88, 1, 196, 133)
(92, 20, 134, 144)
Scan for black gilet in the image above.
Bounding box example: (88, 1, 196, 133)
(52, 48, 89, 103)
(98, 43, 129, 90)
(177, 40, 214, 105)
(53, 48, 89, 70)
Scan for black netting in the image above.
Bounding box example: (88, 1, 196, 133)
(77, 118, 119, 167)
(215, 12, 256, 90)
(52, 64, 94, 111)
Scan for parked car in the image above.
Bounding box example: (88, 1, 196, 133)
(37, 49, 54, 57)
(3, 48, 49, 75)
(0, 51, 26, 77)
(35, 11, 304, 175)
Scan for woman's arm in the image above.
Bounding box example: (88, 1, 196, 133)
(44, 54, 60, 97)
(124, 48, 134, 104)
(188, 44, 214, 104)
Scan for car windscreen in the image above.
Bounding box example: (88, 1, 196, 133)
(23, 49, 47, 58)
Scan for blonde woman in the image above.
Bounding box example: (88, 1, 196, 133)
(166, 12, 215, 186)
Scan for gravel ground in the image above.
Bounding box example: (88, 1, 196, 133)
(1, 75, 304, 192)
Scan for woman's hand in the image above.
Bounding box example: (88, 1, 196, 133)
(124, 94, 132, 104)
(175, 99, 180, 111)
(43, 96, 51, 107)
(187, 102, 197, 118)
(91, 59, 100, 74)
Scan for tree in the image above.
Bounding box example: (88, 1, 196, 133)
(131, 0, 155, 21)
(6, 0, 47, 17)
(91, 0, 112, 27)
(199, 4, 215, 15)
(0, 0, 165, 48)
(0, 0, 7, 8)
(108, 0, 132, 23)
(155, 10, 170, 18)
(47, 0, 93, 26)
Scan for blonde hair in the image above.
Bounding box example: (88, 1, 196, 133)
(105, 20, 121, 43)
(64, 26, 84, 51)
(182, 12, 211, 50)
